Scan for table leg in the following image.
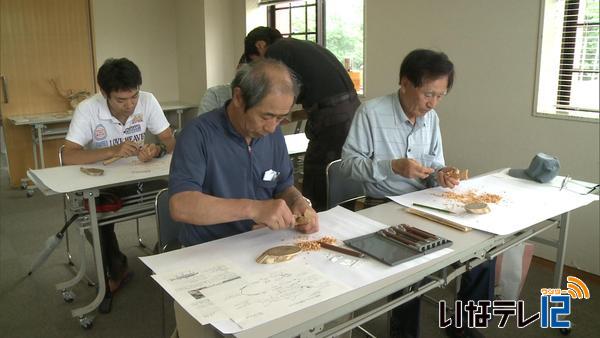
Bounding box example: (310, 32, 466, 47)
(553, 212, 570, 289)
(31, 126, 39, 170)
(70, 189, 106, 318)
(35, 123, 45, 168)
(55, 225, 88, 291)
(177, 109, 183, 131)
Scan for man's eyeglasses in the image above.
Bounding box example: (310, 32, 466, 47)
(558, 175, 599, 195)
(421, 90, 447, 100)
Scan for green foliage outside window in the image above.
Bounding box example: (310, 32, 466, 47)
(325, 0, 364, 71)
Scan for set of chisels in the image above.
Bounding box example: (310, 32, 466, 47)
(344, 224, 452, 266)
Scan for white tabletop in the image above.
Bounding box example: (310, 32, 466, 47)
(28, 154, 172, 195)
(9, 111, 73, 126)
(160, 101, 197, 111)
(139, 170, 598, 337)
(141, 206, 468, 336)
(389, 170, 598, 235)
(9, 103, 197, 127)
(27, 132, 307, 196)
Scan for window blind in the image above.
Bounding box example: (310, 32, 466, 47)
(555, 0, 599, 115)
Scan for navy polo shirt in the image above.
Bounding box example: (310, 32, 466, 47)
(168, 105, 294, 246)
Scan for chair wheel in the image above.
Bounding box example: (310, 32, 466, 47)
(61, 289, 75, 303)
(26, 189, 34, 198)
(79, 316, 93, 329)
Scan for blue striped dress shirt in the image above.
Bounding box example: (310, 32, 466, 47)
(340, 92, 445, 198)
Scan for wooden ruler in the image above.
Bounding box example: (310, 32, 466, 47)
(405, 208, 471, 232)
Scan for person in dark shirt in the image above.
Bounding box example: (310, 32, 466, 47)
(168, 58, 320, 338)
(169, 59, 318, 246)
(244, 26, 361, 211)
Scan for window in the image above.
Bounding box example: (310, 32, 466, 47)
(267, 1, 319, 42)
(263, 0, 364, 93)
(535, 0, 599, 121)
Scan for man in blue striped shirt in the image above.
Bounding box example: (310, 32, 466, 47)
(341, 49, 492, 338)
(341, 50, 458, 197)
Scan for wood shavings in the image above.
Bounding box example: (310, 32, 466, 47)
(439, 190, 502, 205)
(296, 236, 337, 252)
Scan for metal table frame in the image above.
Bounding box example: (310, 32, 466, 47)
(55, 187, 160, 327)
(290, 209, 571, 338)
(9, 112, 72, 192)
(26, 131, 308, 329)
(231, 204, 572, 338)
(160, 101, 197, 133)
(27, 157, 172, 328)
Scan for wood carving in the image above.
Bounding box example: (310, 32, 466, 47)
(50, 78, 91, 109)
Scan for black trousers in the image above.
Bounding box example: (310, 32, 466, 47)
(390, 260, 496, 338)
(364, 196, 496, 337)
(99, 224, 128, 281)
(457, 258, 497, 305)
(88, 180, 167, 284)
(302, 96, 360, 211)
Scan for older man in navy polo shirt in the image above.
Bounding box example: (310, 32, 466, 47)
(168, 59, 319, 337)
(169, 59, 318, 246)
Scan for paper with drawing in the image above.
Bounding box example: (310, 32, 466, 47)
(151, 259, 243, 324)
(141, 206, 454, 333)
(201, 262, 349, 329)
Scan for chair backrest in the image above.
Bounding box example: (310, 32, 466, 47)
(326, 159, 365, 210)
(58, 144, 65, 166)
(155, 188, 183, 253)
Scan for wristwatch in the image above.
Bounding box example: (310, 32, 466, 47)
(155, 143, 167, 158)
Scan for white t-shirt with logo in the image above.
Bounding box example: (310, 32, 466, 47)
(66, 91, 170, 149)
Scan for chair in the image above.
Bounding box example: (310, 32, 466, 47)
(154, 188, 184, 337)
(324, 162, 372, 338)
(154, 188, 183, 253)
(326, 159, 365, 210)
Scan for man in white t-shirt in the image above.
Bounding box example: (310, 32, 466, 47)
(63, 58, 175, 313)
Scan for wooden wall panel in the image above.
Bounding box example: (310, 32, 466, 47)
(0, 0, 95, 187)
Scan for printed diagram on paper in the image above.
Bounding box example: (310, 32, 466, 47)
(151, 259, 349, 329)
(141, 206, 457, 333)
(198, 262, 349, 329)
(152, 260, 244, 324)
(201, 262, 350, 329)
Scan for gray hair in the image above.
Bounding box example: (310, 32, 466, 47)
(231, 59, 301, 111)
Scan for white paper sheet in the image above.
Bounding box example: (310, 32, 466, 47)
(151, 259, 243, 324)
(388, 170, 598, 235)
(140, 206, 455, 333)
(201, 262, 349, 329)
